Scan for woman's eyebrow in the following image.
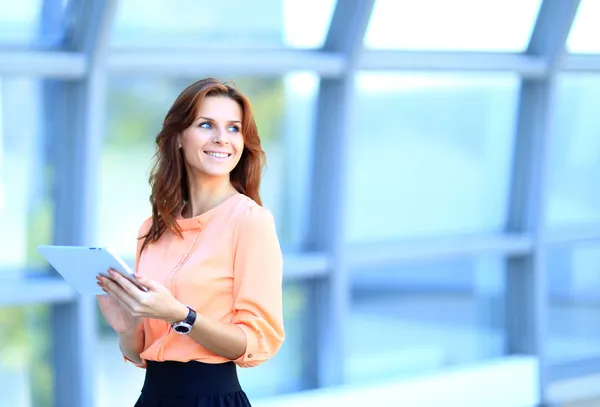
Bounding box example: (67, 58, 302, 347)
(197, 116, 241, 124)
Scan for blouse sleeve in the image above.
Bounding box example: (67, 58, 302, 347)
(122, 217, 151, 368)
(231, 206, 285, 368)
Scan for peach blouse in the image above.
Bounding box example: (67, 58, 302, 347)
(125, 194, 285, 368)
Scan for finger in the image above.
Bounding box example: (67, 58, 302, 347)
(108, 269, 146, 300)
(97, 274, 117, 288)
(101, 276, 138, 313)
(134, 274, 163, 293)
(106, 292, 135, 316)
(96, 279, 109, 295)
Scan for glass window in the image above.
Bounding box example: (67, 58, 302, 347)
(364, 0, 541, 51)
(0, 77, 52, 276)
(548, 74, 600, 227)
(347, 257, 505, 384)
(0, 305, 53, 407)
(96, 74, 317, 255)
(567, 0, 600, 53)
(548, 244, 600, 363)
(0, 0, 68, 47)
(95, 282, 310, 405)
(347, 73, 519, 244)
(110, 0, 336, 49)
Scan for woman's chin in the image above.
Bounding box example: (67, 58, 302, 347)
(198, 168, 234, 179)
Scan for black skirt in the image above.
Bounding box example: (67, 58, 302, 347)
(134, 360, 252, 407)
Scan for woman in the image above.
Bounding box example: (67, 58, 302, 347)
(96, 78, 285, 407)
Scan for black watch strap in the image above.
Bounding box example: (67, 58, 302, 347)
(183, 306, 197, 325)
(172, 305, 197, 334)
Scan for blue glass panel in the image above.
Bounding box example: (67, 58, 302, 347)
(111, 0, 336, 49)
(365, 0, 541, 51)
(347, 257, 505, 384)
(0, 0, 68, 48)
(348, 73, 519, 244)
(0, 77, 52, 274)
(548, 244, 600, 363)
(548, 74, 600, 227)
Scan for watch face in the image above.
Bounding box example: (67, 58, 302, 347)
(173, 323, 191, 334)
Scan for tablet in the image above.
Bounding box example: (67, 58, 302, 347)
(38, 245, 146, 296)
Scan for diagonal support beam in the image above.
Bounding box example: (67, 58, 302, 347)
(504, 1, 580, 406)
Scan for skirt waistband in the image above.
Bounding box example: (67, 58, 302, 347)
(142, 361, 242, 396)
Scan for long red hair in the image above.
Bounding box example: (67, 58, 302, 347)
(140, 78, 265, 253)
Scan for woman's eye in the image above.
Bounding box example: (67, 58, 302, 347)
(199, 122, 212, 129)
(227, 125, 240, 133)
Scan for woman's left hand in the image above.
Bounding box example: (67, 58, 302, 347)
(98, 269, 188, 324)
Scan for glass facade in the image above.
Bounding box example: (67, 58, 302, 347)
(364, 0, 541, 51)
(348, 257, 505, 384)
(0, 0, 69, 48)
(549, 74, 600, 227)
(0, 77, 52, 276)
(348, 73, 518, 243)
(0, 305, 53, 407)
(110, 0, 337, 49)
(548, 244, 600, 363)
(2, 1, 600, 406)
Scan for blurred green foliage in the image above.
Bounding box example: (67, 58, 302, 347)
(0, 306, 52, 407)
(0, 167, 55, 404)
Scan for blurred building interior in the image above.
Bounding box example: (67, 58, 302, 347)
(1, 0, 600, 406)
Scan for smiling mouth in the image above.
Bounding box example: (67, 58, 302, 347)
(204, 151, 232, 158)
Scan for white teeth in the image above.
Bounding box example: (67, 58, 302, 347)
(206, 152, 229, 158)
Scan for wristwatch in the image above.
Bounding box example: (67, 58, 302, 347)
(172, 305, 197, 335)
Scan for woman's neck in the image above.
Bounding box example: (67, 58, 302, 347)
(183, 176, 238, 219)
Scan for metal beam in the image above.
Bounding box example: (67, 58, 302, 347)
(281, 252, 330, 279)
(0, 277, 75, 306)
(10, 48, 600, 81)
(546, 225, 600, 246)
(505, 2, 580, 406)
(323, 1, 373, 60)
(347, 234, 532, 268)
(0, 50, 85, 77)
(563, 55, 600, 72)
(548, 357, 600, 383)
(108, 49, 346, 77)
(528, 1, 581, 67)
(306, 0, 374, 389)
(47, 1, 117, 407)
(360, 51, 548, 77)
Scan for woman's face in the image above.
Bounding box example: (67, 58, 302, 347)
(179, 96, 244, 179)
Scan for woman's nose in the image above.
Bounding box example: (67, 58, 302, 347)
(212, 128, 229, 144)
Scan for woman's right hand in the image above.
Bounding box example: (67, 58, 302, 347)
(97, 282, 141, 334)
